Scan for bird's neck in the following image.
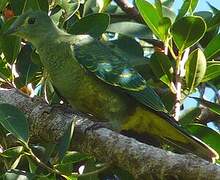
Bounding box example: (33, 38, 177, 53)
(31, 26, 68, 49)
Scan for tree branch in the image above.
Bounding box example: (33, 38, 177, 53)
(113, 0, 143, 23)
(0, 88, 220, 179)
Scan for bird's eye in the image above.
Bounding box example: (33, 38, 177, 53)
(27, 17, 36, 25)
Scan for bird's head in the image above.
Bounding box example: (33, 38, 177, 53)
(5, 11, 56, 44)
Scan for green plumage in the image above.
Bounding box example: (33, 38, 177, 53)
(7, 11, 218, 161)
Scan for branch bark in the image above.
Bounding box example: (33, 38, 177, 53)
(0, 88, 220, 179)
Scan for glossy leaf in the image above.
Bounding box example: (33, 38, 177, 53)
(185, 49, 206, 93)
(186, 123, 220, 156)
(23, 0, 41, 11)
(176, 0, 199, 20)
(107, 22, 152, 39)
(57, 0, 80, 21)
(16, 45, 41, 87)
(149, 52, 173, 87)
(207, 2, 219, 15)
(192, 97, 220, 116)
(1, 146, 23, 158)
(0, 0, 8, 11)
(162, 6, 176, 23)
(3, 169, 35, 179)
(179, 108, 201, 126)
(0, 17, 21, 64)
(155, 0, 163, 17)
(68, 13, 109, 38)
(204, 34, 220, 60)
(136, 0, 170, 40)
(162, 0, 174, 8)
(207, 11, 220, 32)
(171, 16, 206, 52)
(109, 36, 145, 66)
(0, 103, 29, 143)
(202, 61, 220, 82)
(56, 120, 75, 161)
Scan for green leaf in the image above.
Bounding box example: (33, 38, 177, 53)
(10, 0, 25, 15)
(38, 0, 49, 12)
(149, 52, 173, 87)
(56, 0, 80, 21)
(171, 16, 206, 52)
(162, 0, 174, 8)
(0, 0, 8, 12)
(207, 2, 219, 15)
(204, 34, 220, 60)
(207, 11, 220, 32)
(202, 61, 220, 82)
(68, 13, 109, 38)
(176, 0, 198, 20)
(109, 36, 145, 66)
(191, 97, 220, 116)
(0, 17, 21, 64)
(185, 123, 220, 156)
(155, 0, 163, 17)
(162, 6, 176, 23)
(23, 0, 41, 11)
(16, 45, 41, 87)
(136, 0, 169, 40)
(179, 108, 201, 126)
(1, 146, 23, 158)
(107, 22, 152, 39)
(56, 120, 75, 161)
(3, 169, 35, 180)
(0, 103, 29, 143)
(185, 49, 207, 93)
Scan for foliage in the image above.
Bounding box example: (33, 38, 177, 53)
(0, 0, 220, 179)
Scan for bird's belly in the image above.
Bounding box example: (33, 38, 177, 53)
(52, 68, 133, 125)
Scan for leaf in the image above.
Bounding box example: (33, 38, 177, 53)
(107, 22, 152, 39)
(202, 61, 220, 82)
(56, 120, 75, 161)
(149, 52, 173, 87)
(109, 36, 145, 66)
(171, 16, 206, 52)
(3, 169, 35, 180)
(207, 11, 220, 32)
(185, 49, 207, 93)
(0, 17, 21, 64)
(136, 0, 169, 41)
(176, 0, 198, 20)
(1, 146, 23, 158)
(179, 108, 201, 126)
(155, 0, 163, 17)
(207, 2, 219, 15)
(204, 34, 220, 60)
(16, 45, 41, 87)
(191, 97, 220, 116)
(68, 13, 109, 38)
(185, 123, 220, 156)
(0, 103, 29, 143)
(162, 0, 174, 8)
(57, 0, 80, 21)
(10, 0, 25, 15)
(0, 0, 8, 12)
(162, 6, 176, 23)
(23, 0, 41, 11)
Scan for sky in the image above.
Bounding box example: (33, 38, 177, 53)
(174, 0, 220, 12)
(148, 0, 220, 12)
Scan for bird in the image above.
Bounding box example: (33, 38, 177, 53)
(6, 10, 218, 162)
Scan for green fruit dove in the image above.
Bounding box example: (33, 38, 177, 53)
(6, 11, 219, 162)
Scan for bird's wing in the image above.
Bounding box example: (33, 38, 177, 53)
(69, 35, 166, 112)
